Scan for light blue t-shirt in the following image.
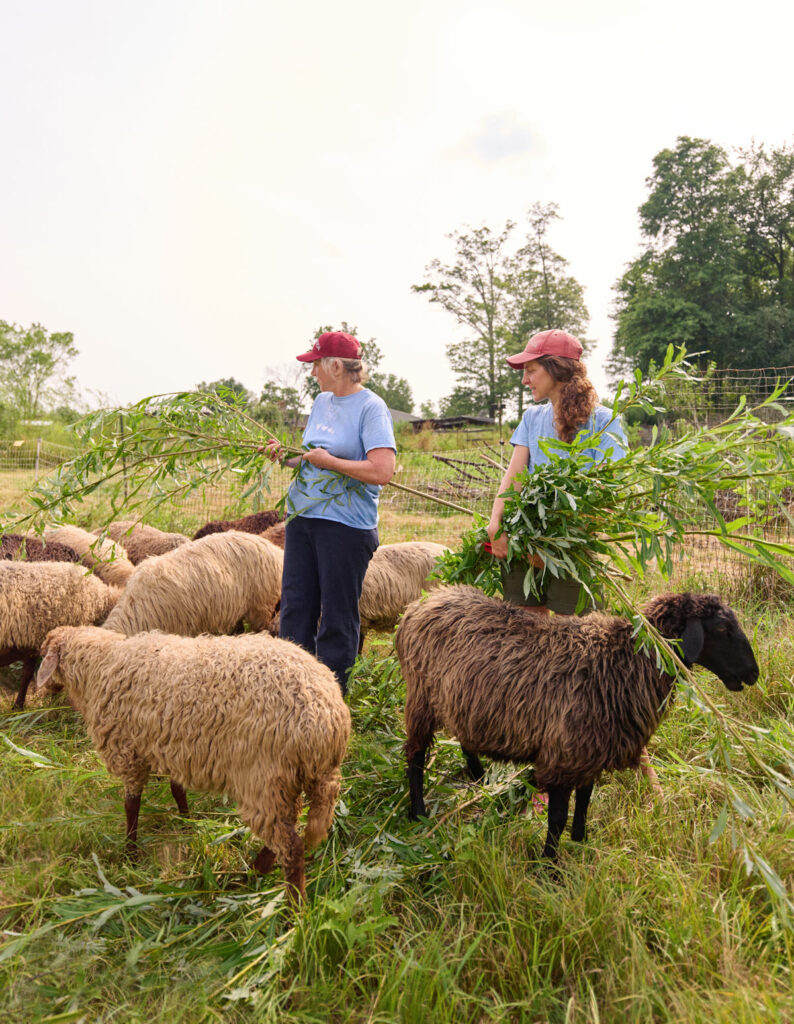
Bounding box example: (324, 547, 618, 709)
(510, 403, 627, 468)
(287, 389, 397, 530)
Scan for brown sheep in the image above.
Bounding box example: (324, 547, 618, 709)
(1, 533, 79, 563)
(260, 521, 286, 548)
(96, 521, 189, 564)
(36, 627, 350, 901)
(396, 586, 759, 861)
(192, 510, 284, 541)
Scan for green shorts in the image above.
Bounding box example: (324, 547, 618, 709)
(500, 564, 599, 616)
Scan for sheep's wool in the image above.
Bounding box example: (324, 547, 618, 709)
(38, 627, 350, 893)
(103, 530, 283, 636)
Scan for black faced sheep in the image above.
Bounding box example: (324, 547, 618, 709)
(43, 525, 135, 587)
(396, 586, 759, 861)
(0, 562, 120, 708)
(192, 509, 284, 541)
(1, 533, 80, 563)
(95, 521, 189, 564)
(36, 626, 350, 901)
(102, 530, 283, 636)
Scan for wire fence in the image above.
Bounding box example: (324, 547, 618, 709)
(645, 363, 794, 428)
(3, 362, 794, 597)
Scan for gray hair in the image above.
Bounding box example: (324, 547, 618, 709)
(319, 357, 369, 384)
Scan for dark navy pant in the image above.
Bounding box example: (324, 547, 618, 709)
(279, 516, 378, 695)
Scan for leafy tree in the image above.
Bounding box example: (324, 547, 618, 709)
(0, 321, 78, 420)
(413, 208, 590, 419)
(505, 203, 590, 415)
(413, 222, 515, 420)
(255, 381, 303, 430)
(611, 136, 794, 377)
(195, 377, 255, 407)
(438, 386, 490, 418)
(0, 400, 16, 435)
(370, 372, 414, 413)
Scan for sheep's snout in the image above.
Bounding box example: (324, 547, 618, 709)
(697, 617, 759, 691)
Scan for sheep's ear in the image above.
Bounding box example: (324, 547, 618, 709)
(680, 619, 704, 665)
(36, 645, 61, 689)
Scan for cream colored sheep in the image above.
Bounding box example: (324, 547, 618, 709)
(0, 562, 119, 708)
(43, 525, 135, 587)
(37, 626, 350, 900)
(359, 541, 447, 632)
(96, 521, 189, 565)
(103, 530, 283, 636)
(266, 539, 447, 641)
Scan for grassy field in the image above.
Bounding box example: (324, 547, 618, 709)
(1, 482, 793, 1021)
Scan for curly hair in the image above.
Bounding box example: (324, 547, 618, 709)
(537, 355, 598, 443)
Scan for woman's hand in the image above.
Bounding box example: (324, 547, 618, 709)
(301, 447, 334, 470)
(487, 520, 509, 559)
(259, 439, 283, 463)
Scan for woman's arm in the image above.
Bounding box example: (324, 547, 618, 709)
(486, 445, 529, 559)
(300, 446, 396, 487)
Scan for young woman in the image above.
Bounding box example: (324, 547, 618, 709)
(266, 331, 396, 695)
(487, 328, 627, 615)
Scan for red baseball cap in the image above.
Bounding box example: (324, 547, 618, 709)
(505, 329, 583, 368)
(296, 331, 362, 362)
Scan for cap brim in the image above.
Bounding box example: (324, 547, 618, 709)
(505, 351, 538, 367)
(296, 352, 321, 362)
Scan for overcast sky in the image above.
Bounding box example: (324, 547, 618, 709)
(2, 0, 793, 413)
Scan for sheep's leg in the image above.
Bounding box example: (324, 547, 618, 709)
(406, 746, 428, 819)
(639, 748, 664, 803)
(246, 788, 306, 903)
(570, 782, 593, 842)
(541, 786, 572, 860)
(170, 780, 189, 816)
(252, 845, 276, 874)
(280, 828, 306, 905)
(13, 656, 36, 709)
(461, 747, 485, 782)
(124, 791, 143, 851)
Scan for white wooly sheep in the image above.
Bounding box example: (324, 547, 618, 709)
(102, 530, 283, 636)
(358, 542, 448, 633)
(96, 521, 189, 565)
(43, 525, 135, 587)
(0, 562, 119, 708)
(36, 627, 351, 901)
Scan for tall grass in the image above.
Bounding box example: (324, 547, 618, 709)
(2, 571, 793, 1021)
(1, 471, 793, 1021)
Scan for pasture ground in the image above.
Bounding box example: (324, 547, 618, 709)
(1, 482, 793, 1022)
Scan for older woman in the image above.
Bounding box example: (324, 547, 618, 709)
(267, 331, 396, 695)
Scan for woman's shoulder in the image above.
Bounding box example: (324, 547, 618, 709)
(592, 404, 621, 426)
(360, 387, 388, 406)
(519, 403, 553, 429)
